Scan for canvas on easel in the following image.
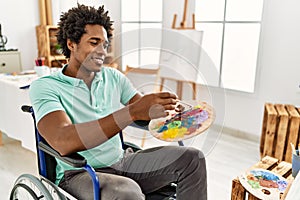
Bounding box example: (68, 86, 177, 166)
(159, 0, 203, 99)
(159, 29, 203, 83)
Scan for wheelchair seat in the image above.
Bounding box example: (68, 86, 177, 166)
(9, 105, 177, 200)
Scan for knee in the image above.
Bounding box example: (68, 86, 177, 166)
(111, 178, 145, 200)
(185, 147, 205, 161)
(184, 147, 206, 168)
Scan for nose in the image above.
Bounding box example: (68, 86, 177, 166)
(95, 44, 107, 56)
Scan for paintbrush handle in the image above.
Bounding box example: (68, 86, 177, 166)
(291, 143, 296, 155)
(178, 100, 193, 108)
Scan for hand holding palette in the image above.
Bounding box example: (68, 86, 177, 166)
(149, 101, 215, 142)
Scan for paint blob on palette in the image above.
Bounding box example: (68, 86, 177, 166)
(149, 101, 215, 142)
(238, 169, 289, 200)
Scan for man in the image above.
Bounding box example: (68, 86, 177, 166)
(30, 4, 207, 200)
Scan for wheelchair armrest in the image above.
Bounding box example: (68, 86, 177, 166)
(21, 105, 33, 113)
(130, 120, 150, 130)
(123, 120, 150, 152)
(38, 141, 87, 168)
(123, 141, 142, 152)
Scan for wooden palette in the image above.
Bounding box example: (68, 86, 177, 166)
(238, 169, 288, 200)
(149, 101, 215, 142)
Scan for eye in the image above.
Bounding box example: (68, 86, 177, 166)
(90, 41, 98, 46)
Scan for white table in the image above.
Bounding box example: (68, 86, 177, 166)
(0, 73, 38, 152)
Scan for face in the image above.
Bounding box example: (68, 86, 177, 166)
(69, 24, 109, 72)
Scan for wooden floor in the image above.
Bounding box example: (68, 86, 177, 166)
(0, 126, 260, 199)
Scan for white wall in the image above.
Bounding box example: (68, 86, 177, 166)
(1, 0, 299, 137)
(221, 0, 300, 137)
(161, 0, 300, 137)
(0, 0, 39, 70)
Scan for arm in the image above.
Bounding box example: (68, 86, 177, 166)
(37, 92, 177, 156)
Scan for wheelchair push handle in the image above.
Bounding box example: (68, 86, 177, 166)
(21, 105, 33, 113)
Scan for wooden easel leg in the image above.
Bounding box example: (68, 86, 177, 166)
(0, 130, 3, 146)
(177, 81, 183, 100)
(160, 78, 165, 92)
(141, 131, 146, 148)
(172, 14, 177, 29)
(192, 82, 196, 100)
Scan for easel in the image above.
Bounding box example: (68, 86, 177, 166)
(160, 0, 197, 100)
(38, 0, 53, 25)
(172, 0, 195, 30)
(0, 130, 2, 146)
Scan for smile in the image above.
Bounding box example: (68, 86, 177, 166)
(92, 57, 104, 65)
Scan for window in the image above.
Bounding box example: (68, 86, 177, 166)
(195, 0, 264, 92)
(121, 0, 163, 70)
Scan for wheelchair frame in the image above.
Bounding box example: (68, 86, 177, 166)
(9, 105, 179, 200)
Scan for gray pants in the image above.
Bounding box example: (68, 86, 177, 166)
(58, 146, 207, 200)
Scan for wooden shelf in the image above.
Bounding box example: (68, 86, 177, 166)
(36, 25, 67, 67)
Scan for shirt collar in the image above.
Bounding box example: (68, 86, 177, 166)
(58, 64, 103, 86)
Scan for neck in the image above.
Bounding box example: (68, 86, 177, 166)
(64, 63, 95, 88)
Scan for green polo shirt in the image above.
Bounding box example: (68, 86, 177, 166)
(29, 65, 138, 184)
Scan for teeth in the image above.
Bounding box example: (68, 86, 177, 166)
(93, 57, 103, 64)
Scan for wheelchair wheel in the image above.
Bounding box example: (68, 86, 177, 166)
(10, 183, 39, 200)
(41, 177, 67, 200)
(10, 174, 53, 200)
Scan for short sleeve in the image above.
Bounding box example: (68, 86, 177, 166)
(29, 77, 65, 123)
(108, 68, 138, 105)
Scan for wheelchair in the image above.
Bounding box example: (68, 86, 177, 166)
(9, 105, 178, 200)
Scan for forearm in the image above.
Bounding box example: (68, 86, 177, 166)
(40, 92, 177, 156)
(45, 106, 134, 156)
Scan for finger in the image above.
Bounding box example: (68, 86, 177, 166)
(175, 104, 185, 112)
(153, 112, 168, 119)
(159, 98, 177, 106)
(149, 104, 168, 119)
(157, 92, 178, 99)
(163, 104, 177, 111)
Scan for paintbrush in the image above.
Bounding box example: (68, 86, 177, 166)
(176, 100, 193, 113)
(291, 143, 297, 155)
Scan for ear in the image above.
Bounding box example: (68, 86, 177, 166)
(67, 39, 75, 51)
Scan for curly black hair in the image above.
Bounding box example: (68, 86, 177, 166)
(57, 4, 113, 58)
